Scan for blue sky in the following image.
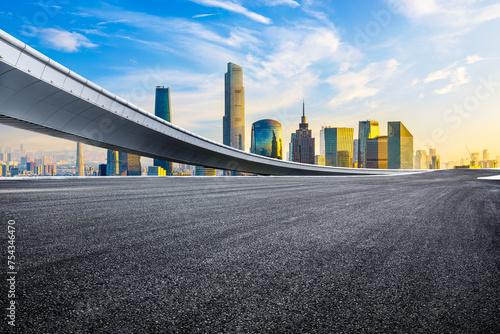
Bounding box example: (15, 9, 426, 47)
(1, 0, 500, 162)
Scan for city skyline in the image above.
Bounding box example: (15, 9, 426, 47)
(0, 1, 499, 163)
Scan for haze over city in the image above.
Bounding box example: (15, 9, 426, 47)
(0, 0, 499, 163)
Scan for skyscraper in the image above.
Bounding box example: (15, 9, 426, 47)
(353, 139, 359, 168)
(293, 101, 315, 164)
(250, 119, 283, 159)
(223, 62, 245, 151)
(288, 133, 296, 161)
(322, 126, 354, 167)
(358, 121, 379, 168)
(119, 152, 141, 176)
(367, 136, 388, 169)
(414, 150, 427, 169)
(388, 121, 413, 169)
(106, 150, 119, 176)
(154, 86, 172, 175)
(76, 142, 84, 176)
(195, 166, 216, 176)
(483, 149, 489, 162)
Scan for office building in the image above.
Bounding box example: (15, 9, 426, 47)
(98, 164, 107, 176)
(358, 121, 379, 168)
(153, 86, 172, 175)
(106, 150, 119, 176)
(414, 150, 427, 169)
(0, 164, 6, 177)
(431, 155, 441, 169)
(195, 166, 216, 176)
(250, 119, 283, 159)
(483, 149, 489, 162)
(76, 142, 84, 176)
(223, 62, 245, 151)
(471, 152, 480, 166)
(353, 139, 359, 168)
(367, 136, 388, 169)
(148, 166, 167, 176)
(119, 152, 141, 176)
(322, 127, 354, 167)
(293, 101, 315, 164)
(288, 133, 296, 161)
(315, 155, 325, 166)
(388, 121, 413, 169)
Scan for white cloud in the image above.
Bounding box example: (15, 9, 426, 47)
(326, 59, 400, 107)
(192, 13, 220, 18)
(433, 67, 470, 94)
(21, 27, 98, 52)
(424, 62, 457, 83)
(188, 0, 272, 24)
(260, 0, 300, 7)
(465, 54, 484, 64)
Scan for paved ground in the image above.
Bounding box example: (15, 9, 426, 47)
(1, 169, 499, 333)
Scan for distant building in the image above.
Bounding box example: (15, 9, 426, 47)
(106, 150, 119, 176)
(119, 152, 141, 176)
(471, 152, 480, 166)
(483, 149, 489, 162)
(0, 164, 6, 177)
(148, 166, 167, 176)
(367, 136, 388, 169)
(431, 155, 441, 169)
(358, 121, 379, 168)
(388, 121, 413, 169)
(153, 86, 173, 175)
(315, 155, 325, 166)
(76, 142, 84, 176)
(353, 139, 359, 168)
(195, 166, 216, 176)
(414, 150, 427, 169)
(288, 133, 296, 161)
(250, 119, 283, 159)
(322, 127, 354, 168)
(98, 164, 107, 176)
(223, 62, 245, 151)
(292, 101, 315, 164)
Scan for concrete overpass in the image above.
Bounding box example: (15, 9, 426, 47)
(0, 29, 414, 176)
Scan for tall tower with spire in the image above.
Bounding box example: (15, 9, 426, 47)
(76, 142, 84, 176)
(293, 100, 315, 164)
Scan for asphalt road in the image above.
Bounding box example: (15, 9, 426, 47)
(1, 169, 499, 333)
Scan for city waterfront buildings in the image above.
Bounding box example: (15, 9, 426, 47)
(367, 136, 388, 169)
(321, 126, 354, 167)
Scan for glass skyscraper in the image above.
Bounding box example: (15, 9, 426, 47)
(250, 119, 283, 160)
(106, 150, 119, 176)
(119, 152, 142, 176)
(223, 62, 245, 151)
(288, 133, 296, 161)
(358, 120, 379, 168)
(154, 86, 172, 175)
(388, 121, 413, 169)
(366, 136, 388, 169)
(322, 127, 354, 167)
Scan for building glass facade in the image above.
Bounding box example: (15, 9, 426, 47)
(293, 101, 315, 164)
(323, 127, 354, 167)
(250, 119, 283, 159)
(223, 62, 245, 151)
(366, 136, 388, 169)
(154, 86, 172, 175)
(358, 121, 379, 168)
(388, 121, 413, 169)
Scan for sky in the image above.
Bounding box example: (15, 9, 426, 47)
(1, 0, 500, 162)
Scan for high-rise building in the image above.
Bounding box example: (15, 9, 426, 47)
(388, 121, 413, 169)
(119, 152, 141, 176)
(431, 155, 441, 169)
(288, 133, 296, 161)
(76, 142, 84, 176)
(153, 86, 172, 175)
(414, 150, 427, 169)
(293, 101, 315, 164)
(223, 62, 245, 151)
(353, 139, 359, 168)
(98, 164, 107, 176)
(315, 155, 325, 166)
(250, 119, 283, 159)
(471, 152, 480, 166)
(106, 150, 119, 176)
(322, 126, 354, 167)
(195, 166, 216, 176)
(483, 149, 489, 162)
(358, 121, 379, 168)
(367, 136, 388, 169)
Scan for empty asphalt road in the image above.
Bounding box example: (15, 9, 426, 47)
(1, 169, 499, 333)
